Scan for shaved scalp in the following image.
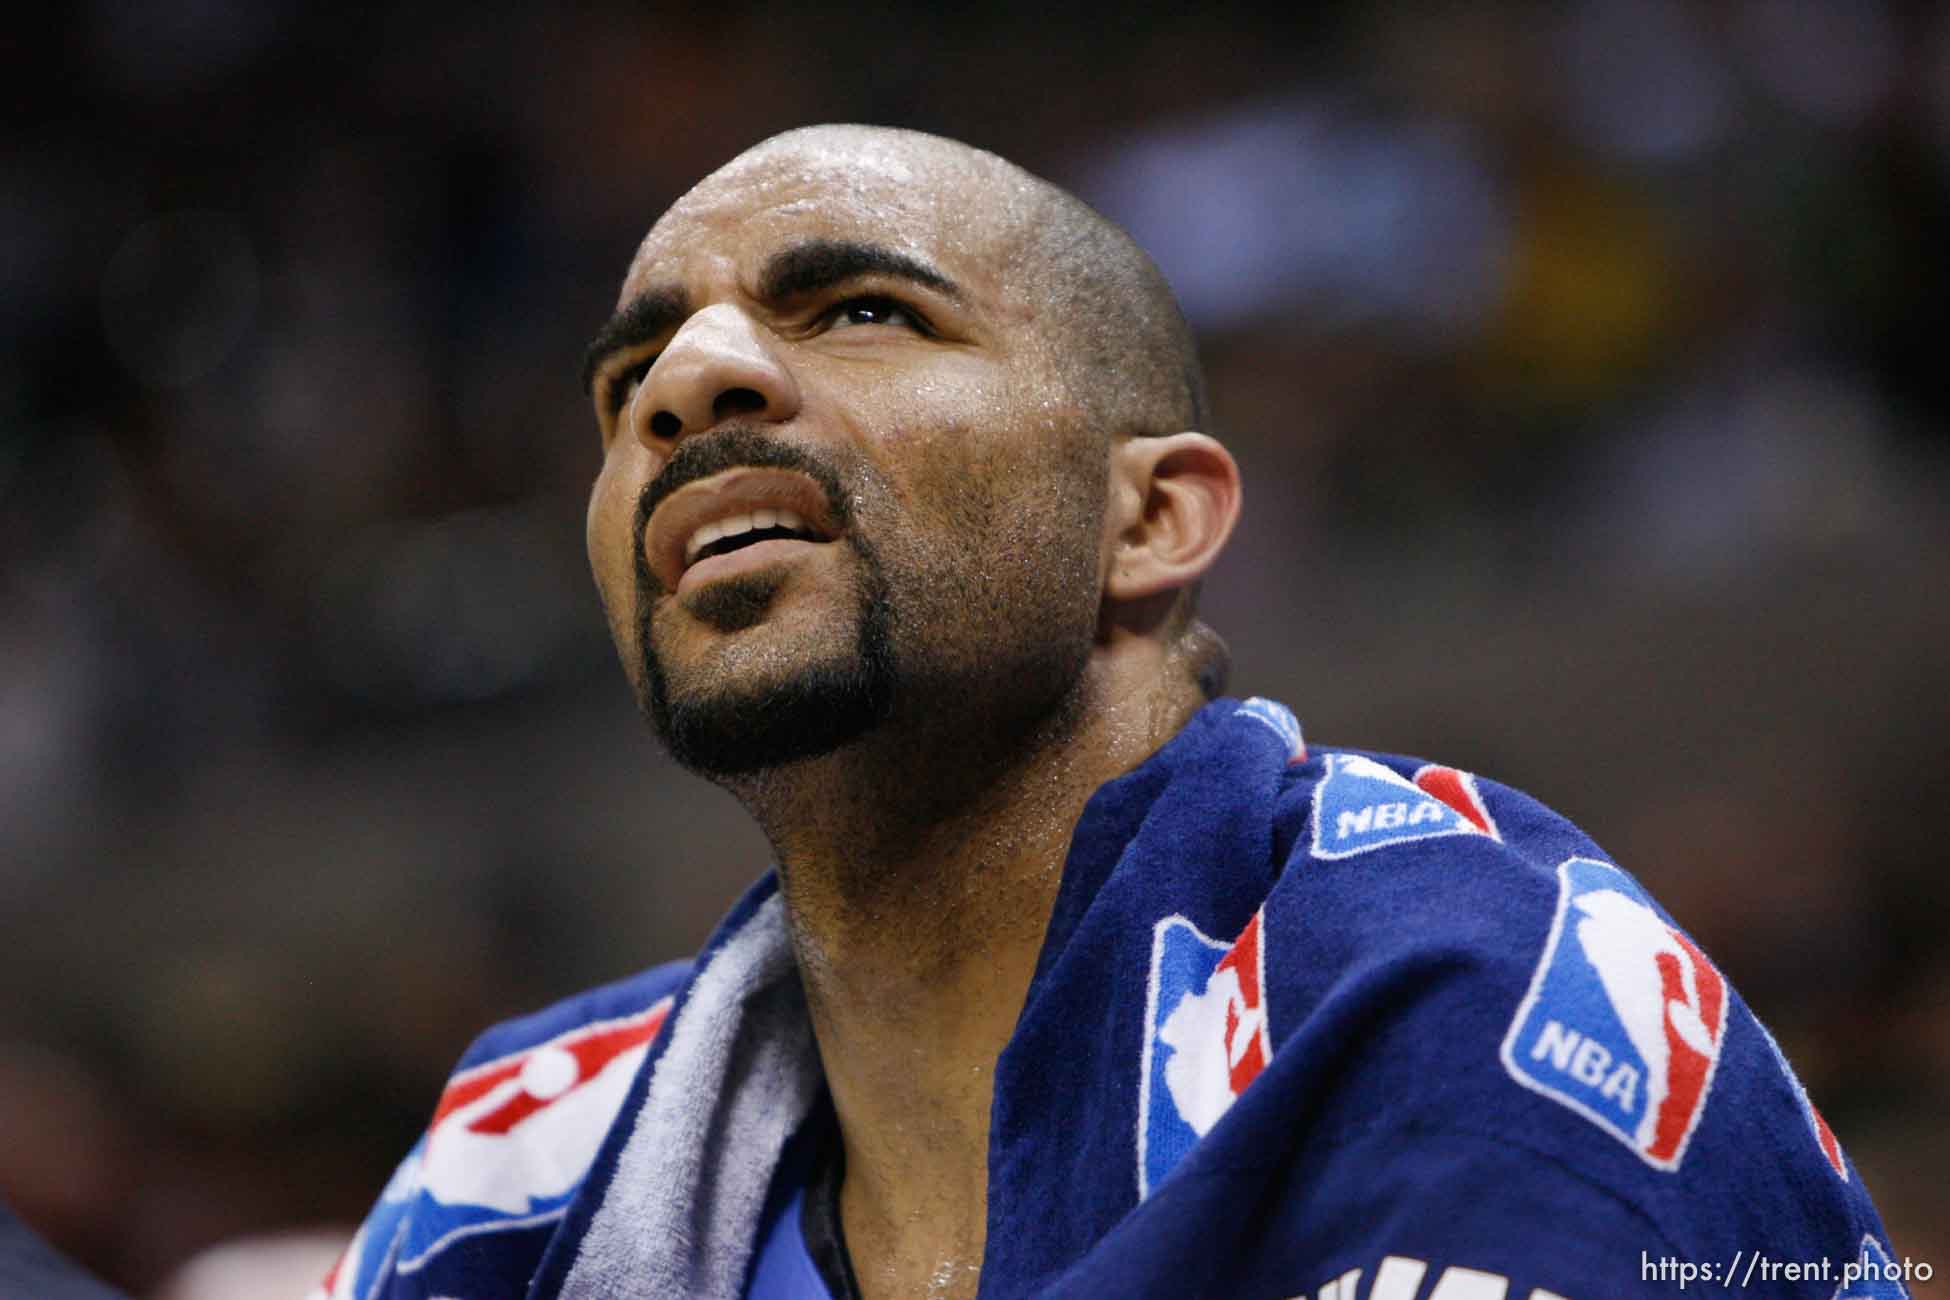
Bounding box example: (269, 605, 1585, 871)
(1008, 180, 1209, 441)
(740, 125, 1208, 442)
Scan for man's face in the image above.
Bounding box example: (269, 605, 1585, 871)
(584, 135, 1111, 777)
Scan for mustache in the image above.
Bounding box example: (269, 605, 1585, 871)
(633, 426, 856, 557)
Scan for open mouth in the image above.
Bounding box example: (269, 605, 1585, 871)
(645, 467, 844, 594)
(684, 508, 827, 566)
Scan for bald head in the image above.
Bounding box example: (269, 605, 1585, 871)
(675, 125, 1208, 444)
(729, 128, 1219, 666)
(583, 125, 1236, 736)
(1006, 172, 1210, 439)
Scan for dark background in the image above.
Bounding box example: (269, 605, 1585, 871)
(4, 3, 1947, 1294)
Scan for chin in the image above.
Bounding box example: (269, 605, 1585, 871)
(646, 655, 894, 777)
(641, 586, 897, 779)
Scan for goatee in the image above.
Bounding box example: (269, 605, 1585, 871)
(633, 429, 899, 776)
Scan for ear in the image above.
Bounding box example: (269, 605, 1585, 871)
(1103, 433, 1241, 602)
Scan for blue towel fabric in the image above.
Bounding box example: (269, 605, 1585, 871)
(313, 697, 1906, 1300)
(0, 1197, 130, 1300)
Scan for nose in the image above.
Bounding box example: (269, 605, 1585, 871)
(629, 303, 801, 450)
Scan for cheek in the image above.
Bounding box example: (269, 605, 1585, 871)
(893, 431, 1106, 611)
(586, 449, 649, 633)
(836, 364, 1103, 582)
(852, 360, 1013, 456)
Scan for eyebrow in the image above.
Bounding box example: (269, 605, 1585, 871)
(756, 238, 961, 305)
(581, 286, 688, 397)
(579, 239, 963, 397)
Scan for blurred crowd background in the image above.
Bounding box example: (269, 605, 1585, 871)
(4, 2, 1948, 1294)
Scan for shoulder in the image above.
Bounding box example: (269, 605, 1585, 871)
(313, 961, 692, 1300)
(1260, 745, 1589, 990)
(1247, 745, 1885, 1259)
(1281, 744, 1586, 874)
(451, 959, 692, 1072)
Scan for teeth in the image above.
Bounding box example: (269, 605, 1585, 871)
(682, 507, 822, 565)
(685, 521, 723, 563)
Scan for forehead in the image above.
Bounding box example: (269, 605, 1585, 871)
(619, 138, 1030, 303)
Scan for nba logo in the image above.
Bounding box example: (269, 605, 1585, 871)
(1311, 754, 1498, 860)
(1137, 909, 1272, 1198)
(407, 1001, 669, 1258)
(315, 998, 671, 1298)
(1501, 858, 1726, 1171)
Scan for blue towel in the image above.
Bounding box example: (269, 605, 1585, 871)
(0, 1198, 129, 1300)
(318, 697, 1907, 1300)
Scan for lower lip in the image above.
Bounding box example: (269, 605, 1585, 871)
(677, 537, 833, 594)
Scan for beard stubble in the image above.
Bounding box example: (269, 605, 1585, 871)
(632, 430, 898, 777)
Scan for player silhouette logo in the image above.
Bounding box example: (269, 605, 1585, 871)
(1502, 857, 1726, 1170)
(1139, 909, 1272, 1197)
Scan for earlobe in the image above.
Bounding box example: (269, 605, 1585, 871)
(1104, 433, 1241, 602)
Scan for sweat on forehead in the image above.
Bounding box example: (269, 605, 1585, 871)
(627, 127, 1028, 279)
(624, 124, 1207, 436)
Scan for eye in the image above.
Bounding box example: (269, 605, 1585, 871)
(823, 295, 929, 334)
(605, 353, 658, 419)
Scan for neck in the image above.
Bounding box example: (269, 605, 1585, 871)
(720, 640, 1207, 1300)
